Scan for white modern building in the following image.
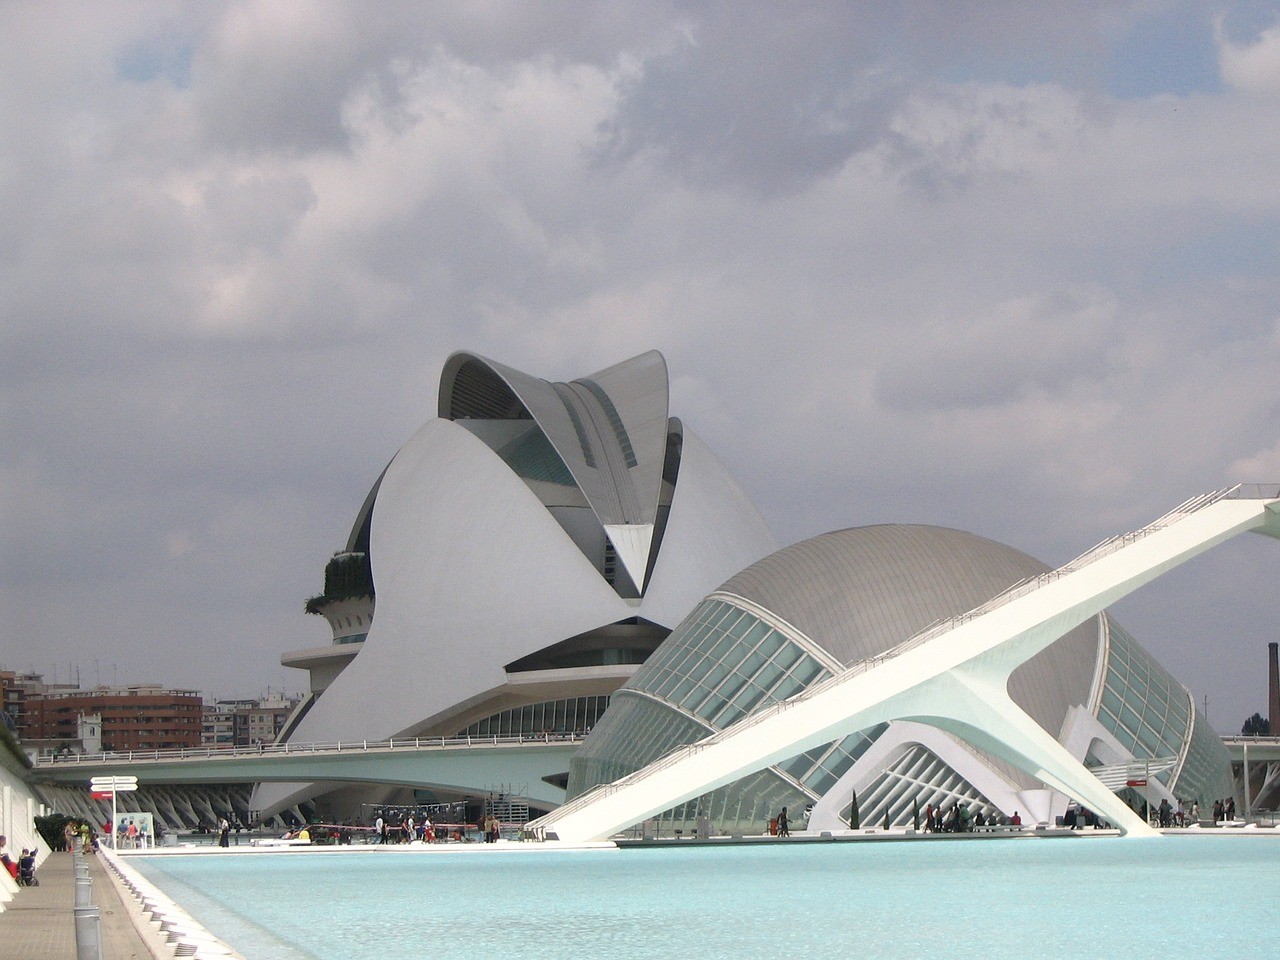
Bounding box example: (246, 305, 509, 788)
(566, 522, 1238, 835)
(256, 350, 777, 819)
(259, 347, 1269, 837)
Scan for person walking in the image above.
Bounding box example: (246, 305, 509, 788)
(776, 806, 790, 837)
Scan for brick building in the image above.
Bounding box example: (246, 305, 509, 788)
(22, 685, 202, 752)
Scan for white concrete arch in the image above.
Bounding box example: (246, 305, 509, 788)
(533, 489, 1280, 842)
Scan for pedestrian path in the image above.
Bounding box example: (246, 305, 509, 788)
(0, 850, 155, 960)
(0, 853, 76, 960)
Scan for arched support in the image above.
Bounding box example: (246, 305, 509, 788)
(911, 669, 1155, 836)
(534, 490, 1278, 842)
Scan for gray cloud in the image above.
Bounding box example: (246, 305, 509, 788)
(2, 1, 1279, 730)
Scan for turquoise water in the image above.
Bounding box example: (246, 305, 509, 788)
(131, 838, 1280, 960)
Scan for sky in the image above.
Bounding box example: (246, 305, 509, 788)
(2, 1, 1279, 733)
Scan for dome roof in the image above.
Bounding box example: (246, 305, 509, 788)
(719, 524, 1099, 738)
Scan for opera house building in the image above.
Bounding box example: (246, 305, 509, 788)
(264, 350, 1233, 833)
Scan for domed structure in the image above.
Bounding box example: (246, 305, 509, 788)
(256, 350, 776, 819)
(568, 524, 1232, 832)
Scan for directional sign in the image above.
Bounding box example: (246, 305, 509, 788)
(90, 790, 115, 800)
(88, 775, 139, 850)
(89, 776, 137, 793)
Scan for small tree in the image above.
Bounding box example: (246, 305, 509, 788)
(1241, 712, 1271, 735)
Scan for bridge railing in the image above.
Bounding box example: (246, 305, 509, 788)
(31, 731, 587, 767)
(1225, 482, 1280, 500)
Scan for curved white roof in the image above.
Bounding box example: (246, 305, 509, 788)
(438, 350, 671, 588)
(277, 351, 776, 746)
(719, 525, 1099, 739)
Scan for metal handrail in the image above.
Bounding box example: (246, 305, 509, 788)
(1225, 482, 1280, 500)
(31, 731, 587, 767)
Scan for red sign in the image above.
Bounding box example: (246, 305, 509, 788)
(91, 790, 115, 800)
(1125, 779, 1147, 787)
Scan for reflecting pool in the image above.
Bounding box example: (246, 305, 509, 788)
(130, 837, 1280, 960)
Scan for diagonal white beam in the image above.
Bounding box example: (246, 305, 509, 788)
(913, 669, 1154, 835)
(535, 491, 1279, 842)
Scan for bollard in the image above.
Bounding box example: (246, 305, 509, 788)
(74, 877, 93, 908)
(73, 905, 103, 960)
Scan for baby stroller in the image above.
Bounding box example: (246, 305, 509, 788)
(18, 851, 37, 887)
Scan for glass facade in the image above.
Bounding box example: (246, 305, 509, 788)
(569, 598, 881, 831)
(457, 696, 611, 739)
(846, 744, 999, 828)
(495, 428, 576, 486)
(1172, 705, 1235, 804)
(1095, 617, 1232, 803)
(1096, 620, 1192, 787)
(571, 599, 1234, 834)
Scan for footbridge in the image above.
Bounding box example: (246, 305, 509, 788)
(1226, 735, 1280, 816)
(29, 734, 584, 808)
(530, 485, 1280, 842)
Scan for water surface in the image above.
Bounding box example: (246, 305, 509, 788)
(130, 837, 1280, 960)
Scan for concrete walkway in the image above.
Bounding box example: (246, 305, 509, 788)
(0, 851, 155, 960)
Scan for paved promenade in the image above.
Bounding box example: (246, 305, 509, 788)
(0, 850, 156, 960)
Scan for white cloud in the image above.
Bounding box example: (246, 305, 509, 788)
(1218, 18, 1280, 95)
(1228, 439, 1280, 480)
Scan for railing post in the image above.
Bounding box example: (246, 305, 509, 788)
(74, 905, 102, 960)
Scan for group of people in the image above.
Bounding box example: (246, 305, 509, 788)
(921, 802, 1015, 833)
(374, 814, 443, 843)
(62, 820, 100, 852)
(109, 817, 151, 849)
(480, 814, 503, 843)
(1150, 796, 1236, 828)
(1155, 798, 1190, 827)
(1211, 797, 1237, 823)
(1063, 806, 1105, 829)
(0, 835, 38, 887)
(371, 813, 500, 843)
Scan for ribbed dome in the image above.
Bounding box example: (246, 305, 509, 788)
(719, 524, 1099, 740)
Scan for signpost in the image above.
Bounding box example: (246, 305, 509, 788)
(89, 776, 138, 849)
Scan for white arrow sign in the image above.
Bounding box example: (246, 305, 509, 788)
(89, 776, 138, 792)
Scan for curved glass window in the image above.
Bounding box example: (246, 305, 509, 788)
(1172, 706, 1233, 804)
(632, 599, 832, 731)
(495, 428, 576, 486)
(569, 597, 884, 831)
(456, 696, 610, 739)
(1096, 620, 1192, 787)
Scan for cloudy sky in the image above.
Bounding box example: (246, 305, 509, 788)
(3, 1, 1278, 732)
